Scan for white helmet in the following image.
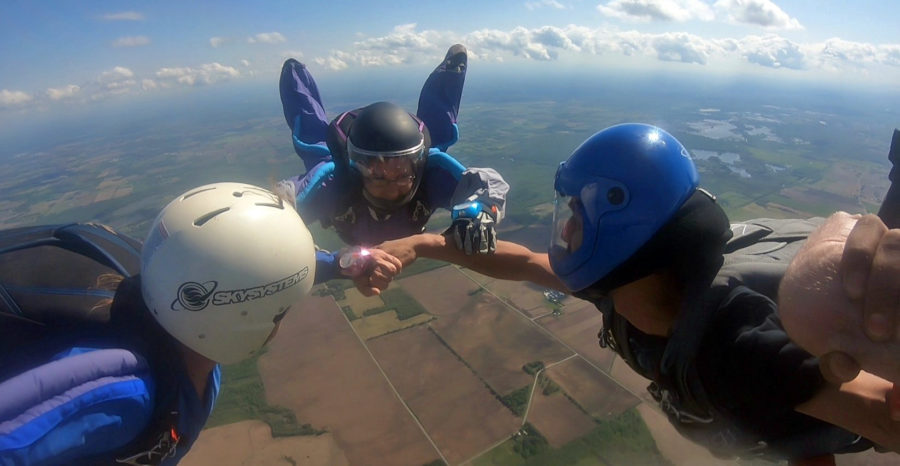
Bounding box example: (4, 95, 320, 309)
(141, 182, 316, 364)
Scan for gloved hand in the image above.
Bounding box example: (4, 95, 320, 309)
(446, 201, 498, 255)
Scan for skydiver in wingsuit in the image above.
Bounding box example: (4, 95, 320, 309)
(274, 44, 510, 284)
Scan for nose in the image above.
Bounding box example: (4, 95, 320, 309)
(561, 216, 575, 244)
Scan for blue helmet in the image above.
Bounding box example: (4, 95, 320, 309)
(549, 123, 699, 292)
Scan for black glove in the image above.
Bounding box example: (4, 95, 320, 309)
(446, 201, 498, 255)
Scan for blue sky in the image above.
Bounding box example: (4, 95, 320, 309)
(1, 0, 899, 115)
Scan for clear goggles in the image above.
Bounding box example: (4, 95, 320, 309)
(348, 138, 424, 186)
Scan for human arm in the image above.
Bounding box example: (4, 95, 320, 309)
(779, 212, 900, 388)
(314, 248, 402, 297)
(375, 233, 568, 292)
(795, 370, 900, 453)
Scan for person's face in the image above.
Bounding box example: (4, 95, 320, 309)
(361, 157, 415, 203)
(561, 198, 585, 253)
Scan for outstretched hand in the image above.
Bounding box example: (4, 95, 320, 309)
(779, 212, 900, 417)
(343, 248, 403, 297)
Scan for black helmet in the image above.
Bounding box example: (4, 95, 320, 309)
(347, 101, 431, 211)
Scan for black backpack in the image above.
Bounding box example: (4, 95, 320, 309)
(599, 217, 871, 460)
(0, 223, 186, 465)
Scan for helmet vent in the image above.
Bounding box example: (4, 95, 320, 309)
(182, 186, 217, 200)
(254, 201, 285, 210)
(193, 207, 230, 226)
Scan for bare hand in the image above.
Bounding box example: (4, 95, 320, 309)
(346, 249, 402, 297)
(780, 212, 900, 417)
(840, 214, 900, 342)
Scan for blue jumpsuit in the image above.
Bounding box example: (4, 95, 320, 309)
(277, 48, 509, 281)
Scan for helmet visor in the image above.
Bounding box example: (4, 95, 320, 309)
(550, 191, 586, 261)
(549, 161, 630, 276)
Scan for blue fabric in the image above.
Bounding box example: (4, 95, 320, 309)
(0, 347, 154, 466)
(163, 364, 220, 466)
(416, 47, 466, 149)
(0, 345, 221, 466)
(314, 250, 340, 284)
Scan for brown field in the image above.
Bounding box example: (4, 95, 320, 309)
(431, 292, 573, 395)
(351, 310, 434, 340)
(536, 298, 617, 372)
(545, 357, 639, 419)
(780, 185, 861, 213)
(608, 356, 656, 404)
(181, 420, 348, 466)
(367, 325, 521, 464)
(734, 201, 810, 220)
(527, 390, 596, 448)
(337, 287, 384, 315)
(461, 269, 553, 318)
(610, 358, 738, 465)
(257, 295, 440, 466)
(837, 450, 900, 465)
(397, 266, 481, 316)
(635, 403, 734, 466)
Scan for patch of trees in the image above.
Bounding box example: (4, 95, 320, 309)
(500, 386, 531, 416)
(361, 287, 427, 320)
(538, 373, 559, 396)
(315, 279, 352, 300)
(340, 305, 356, 321)
(512, 423, 549, 458)
(522, 360, 544, 375)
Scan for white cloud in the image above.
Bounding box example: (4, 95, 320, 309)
(247, 32, 286, 45)
(210, 37, 227, 48)
(46, 84, 81, 100)
(881, 45, 900, 67)
(597, 0, 715, 22)
(283, 50, 305, 61)
(240, 59, 251, 67)
(0, 89, 32, 106)
(99, 66, 135, 81)
(142, 79, 158, 91)
(112, 36, 151, 48)
(101, 11, 144, 21)
(525, 0, 566, 10)
(91, 67, 139, 98)
(740, 35, 806, 69)
(651, 32, 717, 64)
(314, 55, 349, 71)
(310, 23, 899, 79)
(155, 62, 240, 86)
(714, 0, 803, 30)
